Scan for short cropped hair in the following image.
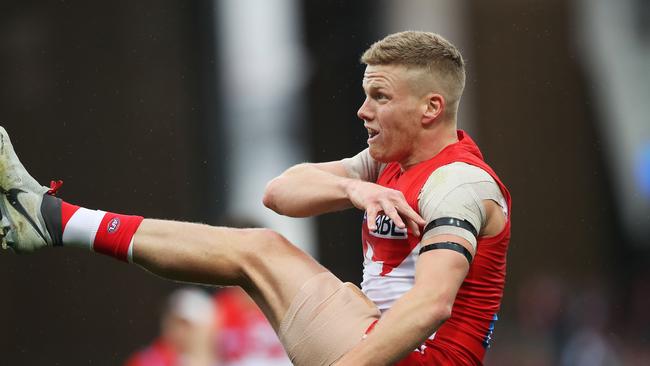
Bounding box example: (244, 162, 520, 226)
(361, 31, 466, 113)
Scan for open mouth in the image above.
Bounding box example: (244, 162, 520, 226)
(367, 127, 379, 141)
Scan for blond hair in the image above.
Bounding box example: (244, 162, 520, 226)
(361, 31, 466, 115)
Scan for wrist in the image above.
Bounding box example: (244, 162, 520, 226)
(339, 176, 358, 200)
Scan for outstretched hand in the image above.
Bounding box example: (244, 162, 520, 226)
(345, 180, 426, 237)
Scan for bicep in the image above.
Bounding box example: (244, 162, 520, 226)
(418, 164, 496, 252)
(417, 182, 481, 280)
(419, 183, 483, 254)
(414, 233, 471, 302)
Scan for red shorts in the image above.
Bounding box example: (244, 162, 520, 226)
(395, 346, 470, 366)
(365, 321, 480, 365)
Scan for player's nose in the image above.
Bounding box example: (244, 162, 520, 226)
(357, 97, 374, 121)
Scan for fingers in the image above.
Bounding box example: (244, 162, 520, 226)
(383, 205, 406, 229)
(366, 206, 379, 231)
(393, 204, 423, 237)
(395, 202, 426, 227)
(359, 184, 427, 236)
(406, 218, 421, 237)
(373, 200, 424, 237)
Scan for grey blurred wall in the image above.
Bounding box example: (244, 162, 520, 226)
(0, 1, 218, 364)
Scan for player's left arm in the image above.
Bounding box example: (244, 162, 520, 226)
(336, 165, 507, 365)
(334, 233, 472, 366)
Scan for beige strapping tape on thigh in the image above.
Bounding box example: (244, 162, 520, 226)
(278, 272, 380, 366)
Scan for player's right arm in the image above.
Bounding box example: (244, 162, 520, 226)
(263, 160, 355, 216)
(263, 149, 424, 235)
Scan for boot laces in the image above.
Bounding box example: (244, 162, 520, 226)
(47, 180, 63, 196)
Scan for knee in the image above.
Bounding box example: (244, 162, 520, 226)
(237, 228, 297, 260)
(242, 228, 290, 249)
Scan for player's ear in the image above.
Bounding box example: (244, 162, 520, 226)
(422, 93, 444, 125)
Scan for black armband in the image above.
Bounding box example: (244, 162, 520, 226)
(422, 217, 478, 238)
(419, 241, 473, 264)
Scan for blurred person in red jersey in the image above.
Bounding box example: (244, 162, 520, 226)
(214, 287, 291, 366)
(125, 288, 217, 366)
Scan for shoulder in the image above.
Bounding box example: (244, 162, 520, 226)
(433, 162, 494, 183)
(421, 162, 495, 196)
(417, 162, 504, 218)
(418, 162, 507, 223)
(417, 163, 500, 247)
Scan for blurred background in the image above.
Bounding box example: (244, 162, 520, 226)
(0, 0, 649, 365)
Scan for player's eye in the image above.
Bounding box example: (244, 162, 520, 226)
(372, 92, 388, 101)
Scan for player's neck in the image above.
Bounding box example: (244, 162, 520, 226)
(399, 122, 458, 171)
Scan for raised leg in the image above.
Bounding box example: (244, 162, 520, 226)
(133, 219, 328, 329)
(0, 125, 377, 365)
(0, 125, 331, 330)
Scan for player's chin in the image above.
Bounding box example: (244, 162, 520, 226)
(368, 148, 383, 162)
(369, 147, 397, 164)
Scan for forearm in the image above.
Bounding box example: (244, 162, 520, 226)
(337, 244, 469, 365)
(335, 287, 451, 366)
(263, 163, 355, 217)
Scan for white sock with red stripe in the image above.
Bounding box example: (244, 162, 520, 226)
(58, 201, 144, 262)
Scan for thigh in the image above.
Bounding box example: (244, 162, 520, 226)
(133, 221, 328, 329)
(237, 228, 332, 330)
(278, 272, 381, 366)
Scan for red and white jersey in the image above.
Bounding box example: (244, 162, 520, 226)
(351, 130, 512, 364)
(360, 212, 417, 312)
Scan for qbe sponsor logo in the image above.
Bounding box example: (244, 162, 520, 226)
(365, 212, 407, 239)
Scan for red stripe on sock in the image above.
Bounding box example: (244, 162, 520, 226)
(61, 201, 81, 231)
(93, 213, 144, 262)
